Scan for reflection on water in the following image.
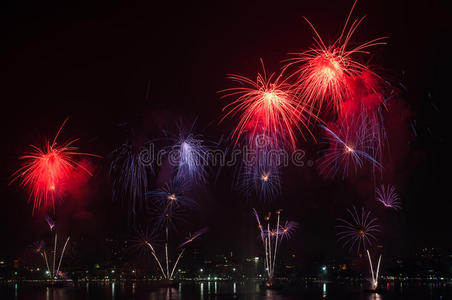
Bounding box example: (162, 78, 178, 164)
(2, 280, 452, 300)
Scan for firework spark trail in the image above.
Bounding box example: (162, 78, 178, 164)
(43, 250, 50, 276)
(144, 241, 167, 278)
(34, 219, 71, 279)
(220, 59, 316, 150)
(139, 227, 206, 280)
(253, 209, 297, 283)
(179, 227, 208, 248)
(284, 0, 387, 114)
(367, 250, 382, 290)
(52, 234, 57, 278)
(337, 206, 380, 254)
(32, 241, 51, 275)
(318, 112, 382, 179)
(109, 141, 151, 220)
(55, 236, 70, 278)
(11, 119, 99, 213)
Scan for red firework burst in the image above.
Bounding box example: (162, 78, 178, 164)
(11, 119, 99, 213)
(284, 0, 387, 114)
(220, 59, 315, 150)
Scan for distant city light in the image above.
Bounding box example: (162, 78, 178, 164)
(322, 266, 327, 271)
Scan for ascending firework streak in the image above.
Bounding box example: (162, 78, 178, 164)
(376, 184, 401, 210)
(220, 59, 315, 150)
(142, 228, 207, 280)
(367, 250, 382, 290)
(336, 206, 380, 254)
(284, 0, 387, 114)
(32, 241, 50, 276)
(11, 118, 99, 213)
(252, 209, 297, 285)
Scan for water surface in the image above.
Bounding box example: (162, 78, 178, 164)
(1, 280, 451, 299)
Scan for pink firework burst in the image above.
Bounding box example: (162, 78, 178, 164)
(376, 184, 401, 210)
(337, 206, 380, 254)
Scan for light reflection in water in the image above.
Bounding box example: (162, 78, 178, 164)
(322, 282, 327, 298)
(111, 282, 115, 300)
(368, 292, 382, 300)
(233, 282, 237, 294)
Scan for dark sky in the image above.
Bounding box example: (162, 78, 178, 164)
(0, 0, 448, 268)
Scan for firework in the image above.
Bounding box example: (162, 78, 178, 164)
(109, 141, 151, 220)
(318, 112, 382, 179)
(148, 179, 196, 229)
(170, 129, 209, 186)
(45, 215, 55, 231)
(277, 221, 298, 240)
(179, 227, 208, 248)
(239, 164, 282, 201)
(220, 59, 315, 150)
(134, 226, 207, 280)
(339, 71, 388, 178)
(337, 206, 380, 254)
(32, 219, 70, 279)
(252, 209, 297, 285)
(129, 227, 160, 258)
(284, 0, 386, 114)
(376, 184, 401, 210)
(367, 250, 382, 290)
(31, 240, 51, 276)
(11, 119, 99, 213)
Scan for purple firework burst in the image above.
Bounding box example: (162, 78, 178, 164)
(318, 112, 382, 180)
(277, 221, 298, 239)
(337, 206, 380, 254)
(376, 184, 401, 210)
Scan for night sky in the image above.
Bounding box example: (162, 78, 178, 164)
(0, 0, 447, 269)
